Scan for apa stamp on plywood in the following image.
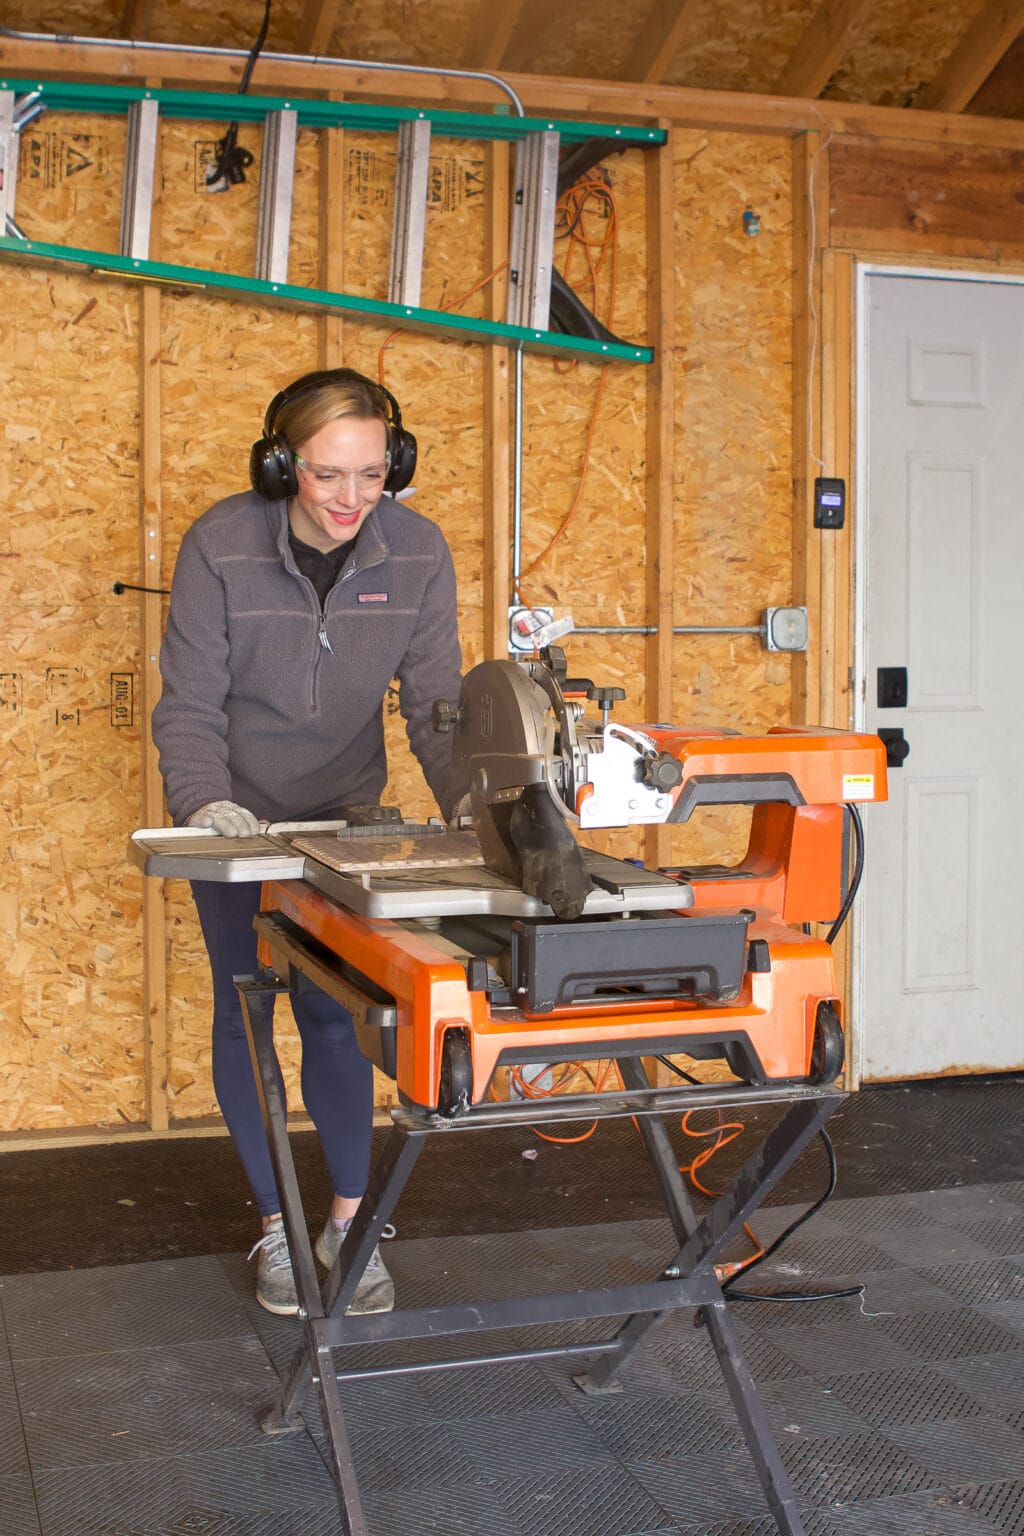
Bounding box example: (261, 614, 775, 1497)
(19, 133, 110, 188)
(109, 673, 135, 728)
(346, 148, 484, 212)
(46, 667, 81, 729)
(0, 674, 23, 716)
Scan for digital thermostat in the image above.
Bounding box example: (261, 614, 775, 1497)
(814, 477, 846, 529)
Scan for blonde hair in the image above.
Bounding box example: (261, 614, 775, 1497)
(272, 370, 392, 454)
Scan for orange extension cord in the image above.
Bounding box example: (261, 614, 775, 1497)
(495, 1061, 765, 1279)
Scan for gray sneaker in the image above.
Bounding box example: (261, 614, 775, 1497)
(315, 1218, 395, 1314)
(247, 1218, 300, 1316)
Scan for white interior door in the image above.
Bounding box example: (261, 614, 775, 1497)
(855, 270, 1024, 1082)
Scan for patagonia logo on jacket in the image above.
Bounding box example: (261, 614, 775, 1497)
(358, 592, 389, 603)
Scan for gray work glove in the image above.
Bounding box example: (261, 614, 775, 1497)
(186, 800, 260, 838)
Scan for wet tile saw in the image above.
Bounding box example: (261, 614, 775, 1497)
(132, 647, 886, 1116)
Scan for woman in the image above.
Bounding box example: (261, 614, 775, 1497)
(152, 367, 464, 1314)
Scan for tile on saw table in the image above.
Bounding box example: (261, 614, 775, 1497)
(1, 1256, 251, 1359)
(958, 1478, 1024, 1534)
(14, 1333, 277, 1470)
(32, 1434, 339, 1536)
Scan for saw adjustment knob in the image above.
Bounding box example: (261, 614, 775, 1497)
(644, 751, 683, 791)
(587, 685, 625, 714)
(432, 698, 460, 733)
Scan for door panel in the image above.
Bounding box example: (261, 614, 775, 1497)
(857, 272, 1024, 1081)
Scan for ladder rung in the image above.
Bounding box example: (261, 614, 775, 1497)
(120, 97, 159, 261)
(388, 118, 431, 308)
(255, 108, 297, 285)
(506, 130, 560, 331)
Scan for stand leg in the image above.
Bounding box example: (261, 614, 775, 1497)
(321, 1124, 427, 1319)
(578, 1071, 839, 1536)
(236, 978, 324, 1323)
(702, 1300, 807, 1536)
(238, 975, 433, 1534)
(316, 1342, 371, 1536)
(576, 1056, 704, 1392)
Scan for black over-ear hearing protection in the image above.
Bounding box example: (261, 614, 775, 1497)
(248, 368, 417, 500)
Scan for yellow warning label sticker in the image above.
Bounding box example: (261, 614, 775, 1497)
(842, 773, 875, 801)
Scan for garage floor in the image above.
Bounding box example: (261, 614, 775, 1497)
(1, 1073, 1022, 1535)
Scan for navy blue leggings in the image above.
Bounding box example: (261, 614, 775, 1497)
(190, 880, 373, 1217)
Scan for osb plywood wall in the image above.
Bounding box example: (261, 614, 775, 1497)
(1, 99, 796, 1135)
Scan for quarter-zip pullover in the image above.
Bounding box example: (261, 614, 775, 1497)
(152, 490, 465, 825)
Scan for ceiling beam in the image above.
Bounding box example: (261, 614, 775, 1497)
(3, 36, 1024, 150)
(773, 0, 873, 98)
(299, 0, 344, 56)
(915, 0, 1024, 111)
(622, 0, 702, 85)
(462, 0, 530, 70)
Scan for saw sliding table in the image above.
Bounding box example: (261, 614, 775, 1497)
(236, 907, 842, 1536)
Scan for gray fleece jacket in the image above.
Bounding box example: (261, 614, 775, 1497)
(151, 490, 464, 825)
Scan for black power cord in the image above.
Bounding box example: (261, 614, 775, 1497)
(827, 802, 865, 945)
(723, 1129, 864, 1304)
(205, 0, 273, 193)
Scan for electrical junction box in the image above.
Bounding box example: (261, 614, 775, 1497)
(508, 606, 574, 653)
(763, 607, 809, 652)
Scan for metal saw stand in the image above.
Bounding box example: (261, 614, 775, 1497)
(236, 952, 842, 1536)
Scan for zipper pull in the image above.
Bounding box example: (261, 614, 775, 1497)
(318, 615, 334, 653)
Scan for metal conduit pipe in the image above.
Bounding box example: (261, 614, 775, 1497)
(572, 625, 766, 636)
(0, 26, 527, 117)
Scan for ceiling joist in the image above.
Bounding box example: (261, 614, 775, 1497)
(299, 0, 343, 57)
(462, 0, 530, 71)
(120, 0, 156, 41)
(915, 0, 1024, 111)
(622, 0, 702, 86)
(773, 0, 873, 98)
